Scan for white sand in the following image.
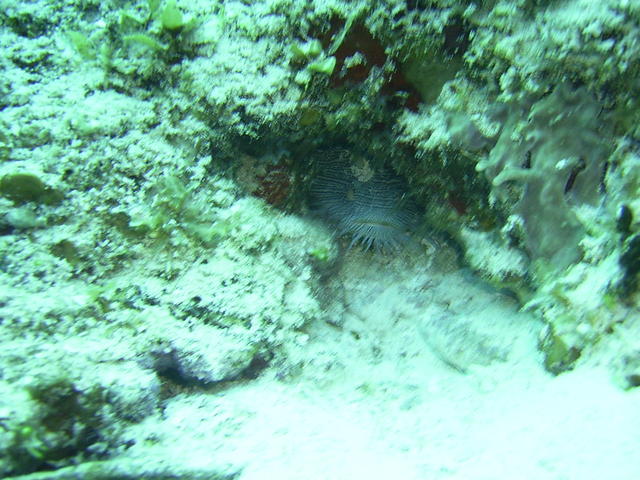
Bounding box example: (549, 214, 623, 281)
(132, 249, 640, 479)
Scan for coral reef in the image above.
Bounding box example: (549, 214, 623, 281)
(1, 0, 640, 477)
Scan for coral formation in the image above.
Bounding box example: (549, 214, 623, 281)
(1, 0, 640, 477)
(476, 84, 609, 270)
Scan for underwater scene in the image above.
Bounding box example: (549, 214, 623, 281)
(1, 0, 640, 478)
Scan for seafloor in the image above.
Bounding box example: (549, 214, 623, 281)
(1, 0, 639, 479)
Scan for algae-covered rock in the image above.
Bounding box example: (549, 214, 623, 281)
(539, 326, 582, 375)
(2, 0, 640, 477)
(457, 226, 529, 297)
(4, 207, 41, 230)
(0, 350, 161, 477)
(136, 309, 259, 385)
(0, 172, 62, 206)
(619, 233, 640, 296)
